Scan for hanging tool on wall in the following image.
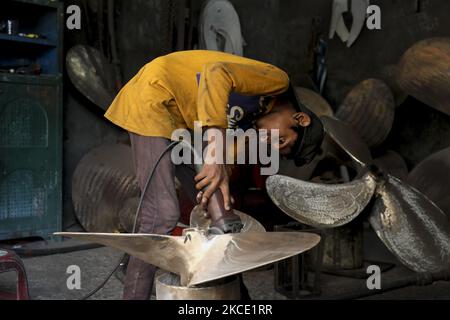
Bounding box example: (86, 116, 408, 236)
(314, 38, 328, 95)
(329, 0, 369, 48)
(307, 15, 329, 95)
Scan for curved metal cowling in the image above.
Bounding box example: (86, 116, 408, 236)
(370, 174, 450, 273)
(266, 173, 376, 228)
(72, 144, 139, 232)
(55, 230, 321, 287)
(320, 116, 373, 167)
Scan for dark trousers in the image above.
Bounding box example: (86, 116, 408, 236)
(123, 133, 250, 300)
(123, 133, 196, 300)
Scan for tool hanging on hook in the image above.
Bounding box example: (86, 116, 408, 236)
(329, 0, 369, 48)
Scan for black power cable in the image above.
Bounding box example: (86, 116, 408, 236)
(80, 140, 180, 300)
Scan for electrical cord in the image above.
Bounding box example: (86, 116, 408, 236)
(80, 140, 180, 300)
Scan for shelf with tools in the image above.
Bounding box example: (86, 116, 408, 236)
(0, 0, 62, 76)
(0, 0, 63, 241)
(0, 33, 57, 47)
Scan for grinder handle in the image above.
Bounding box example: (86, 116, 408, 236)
(186, 141, 243, 233)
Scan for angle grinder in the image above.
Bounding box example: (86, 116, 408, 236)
(184, 140, 244, 235)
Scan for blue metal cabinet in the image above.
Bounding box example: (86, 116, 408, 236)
(0, 0, 63, 240)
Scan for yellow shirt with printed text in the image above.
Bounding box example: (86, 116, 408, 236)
(104, 50, 290, 139)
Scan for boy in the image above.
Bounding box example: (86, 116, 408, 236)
(105, 50, 324, 299)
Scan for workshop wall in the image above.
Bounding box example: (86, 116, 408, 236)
(230, 0, 450, 167)
(62, 0, 450, 226)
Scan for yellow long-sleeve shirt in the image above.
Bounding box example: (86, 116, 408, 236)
(104, 50, 290, 139)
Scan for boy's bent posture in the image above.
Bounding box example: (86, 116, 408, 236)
(105, 50, 324, 299)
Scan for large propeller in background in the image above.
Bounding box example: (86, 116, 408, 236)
(267, 116, 450, 273)
(66, 45, 116, 111)
(407, 147, 450, 218)
(71, 144, 139, 233)
(396, 37, 450, 117)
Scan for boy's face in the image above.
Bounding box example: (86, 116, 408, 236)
(255, 106, 311, 156)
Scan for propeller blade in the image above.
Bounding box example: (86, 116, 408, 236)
(329, 0, 349, 41)
(56, 230, 320, 287)
(370, 174, 450, 273)
(66, 45, 115, 111)
(321, 116, 372, 167)
(199, 0, 244, 56)
(373, 150, 409, 180)
(189, 231, 321, 286)
(294, 87, 334, 118)
(407, 147, 450, 217)
(190, 206, 265, 233)
(54, 232, 189, 281)
(266, 173, 376, 228)
(346, 0, 369, 48)
(335, 79, 395, 148)
(396, 37, 450, 117)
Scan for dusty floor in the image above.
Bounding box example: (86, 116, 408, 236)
(0, 244, 449, 300)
